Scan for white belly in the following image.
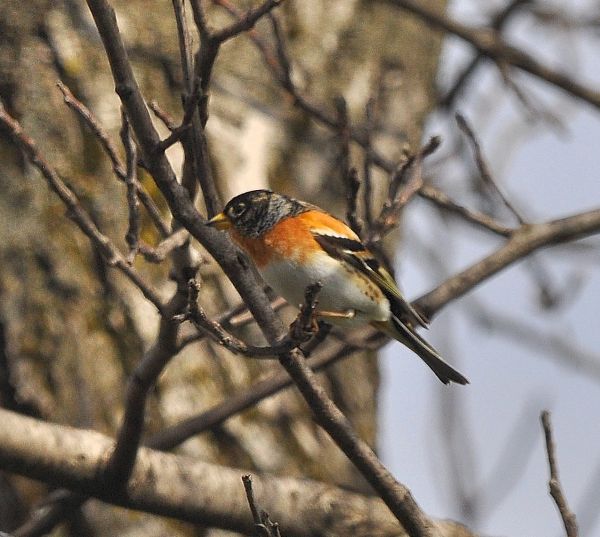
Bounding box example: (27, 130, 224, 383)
(260, 251, 390, 326)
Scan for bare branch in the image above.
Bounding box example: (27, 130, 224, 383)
(417, 207, 600, 319)
(212, 0, 284, 43)
(369, 137, 441, 244)
(362, 99, 375, 229)
(335, 96, 363, 236)
(102, 284, 189, 486)
(0, 407, 477, 537)
(172, 0, 194, 92)
(455, 112, 526, 223)
(177, 280, 321, 359)
(149, 99, 179, 130)
(136, 229, 188, 263)
(176, 295, 288, 350)
(419, 184, 514, 237)
(541, 411, 579, 537)
(154, 81, 201, 153)
(345, 168, 363, 236)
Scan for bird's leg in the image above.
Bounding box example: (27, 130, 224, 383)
(315, 309, 356, 320)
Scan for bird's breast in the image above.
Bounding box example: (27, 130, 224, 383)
(261, 250, 390, 326)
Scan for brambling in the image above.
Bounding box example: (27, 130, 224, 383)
(208, 190, 468, 385)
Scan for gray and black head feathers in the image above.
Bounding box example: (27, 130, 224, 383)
(223, 190, 309, 237)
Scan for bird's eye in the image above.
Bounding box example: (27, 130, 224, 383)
(228, 202, 246, 218)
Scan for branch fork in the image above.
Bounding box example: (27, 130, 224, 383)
(176, 280, 323, 359)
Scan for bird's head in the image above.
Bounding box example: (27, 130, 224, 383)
(207, 189, 308, 238)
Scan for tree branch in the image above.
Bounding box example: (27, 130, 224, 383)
(417, 207, 600, 319)
(177, 280, 321, 358)
(386, 0, 600, 111)
(0, 408, 476, 537)
(541, 411, 579, 537)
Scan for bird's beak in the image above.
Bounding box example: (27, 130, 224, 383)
(206, 212, 231, 230)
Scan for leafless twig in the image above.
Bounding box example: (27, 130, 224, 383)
(138, 228, 190, 263)
(0, 103, 165, 314)
(120, 110, 141, 262)
(57, 81, 170, 237)
(439, 0, 533, 107)
(177, 280, 322, 358)
(335, 96, 364, 236)
(419, 184, 515, 237)
(243, 475, 283, 537)
(362, 98, 376, 229)
(456, 112, 526, 224)
(386, 0, 600, 111)
(369, 136, 441, 244)
(541, 411, 579, 537)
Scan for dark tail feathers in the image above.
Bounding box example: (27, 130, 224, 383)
(384, 316, 469, 385)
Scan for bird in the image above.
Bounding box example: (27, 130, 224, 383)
(207, 189, 468, 385)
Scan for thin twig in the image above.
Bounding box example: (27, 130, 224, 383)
(57, 81, 170, 238)
(335, 96, 363, 236)
(176, 295, 287, 350)
(149, 100, 179, 130)
(439, 0, 533, 107)
(243, 475, 263, 528)
(386, 0, 600, 111)
(369, 137, 441, 244)
(212, 0, 284, 43)
(172, 0, 194, 92)
(455, 112, 526, 224)
(362, 98, 375, 230)
(541, 411, 579, 537)
(0, 103, 165, 314)
(345, 168, 363, 236)
(120, 110, 141, 262)
(154, 80, 201, 153)
(177, 280, 321, 358)
(138, 228, 190, 263)
(242, 475, 283, 537)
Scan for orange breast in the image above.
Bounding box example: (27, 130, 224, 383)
(229, 210, 355, 269)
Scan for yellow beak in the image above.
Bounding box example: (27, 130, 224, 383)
(206, 212, 231, 230)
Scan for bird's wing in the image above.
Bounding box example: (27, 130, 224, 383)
(311, 229, 428, 329)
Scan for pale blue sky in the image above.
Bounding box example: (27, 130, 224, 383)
(380, 2, 600, 535)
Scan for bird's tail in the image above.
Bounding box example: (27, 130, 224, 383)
(372, 317, 469, 385)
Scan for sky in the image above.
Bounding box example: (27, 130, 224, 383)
(379, 2, 600, 536)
